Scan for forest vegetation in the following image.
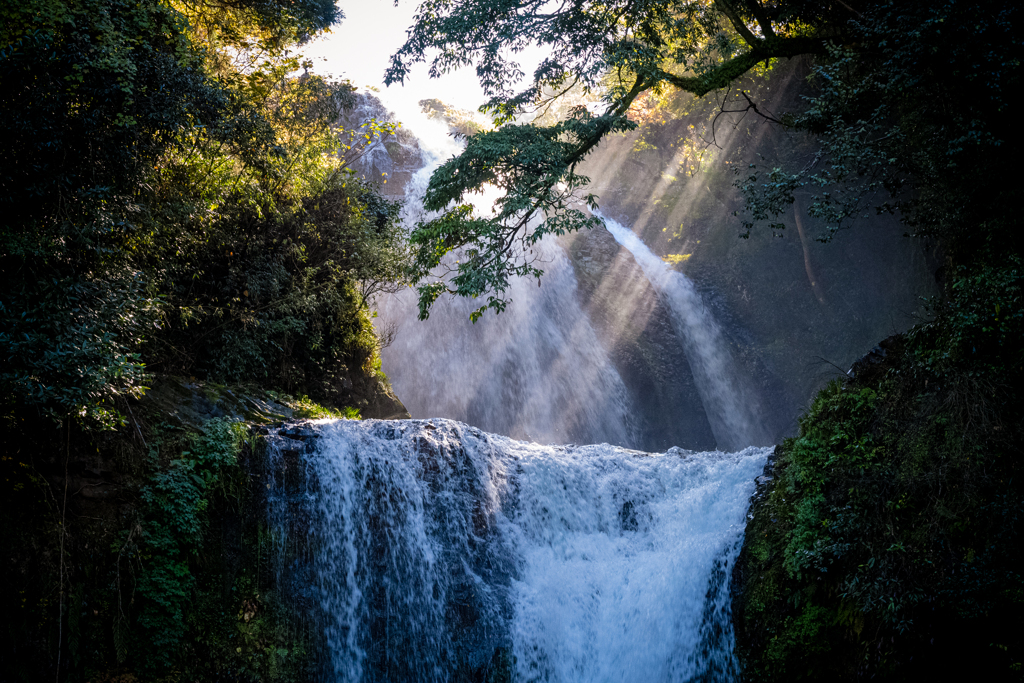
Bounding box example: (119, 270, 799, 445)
(1, 0, 1022, 680)
(1, 0, 409, 678)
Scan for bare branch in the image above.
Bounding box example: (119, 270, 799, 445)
(737, 91, 784, 124)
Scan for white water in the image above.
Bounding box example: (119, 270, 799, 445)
(599, 214, 770, 451)
(368, 104, 638, 447)
(266, 419, 769, 682)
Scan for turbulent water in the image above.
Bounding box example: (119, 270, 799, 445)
(599, 214, 770, 451)
(265, 419, 769, 683)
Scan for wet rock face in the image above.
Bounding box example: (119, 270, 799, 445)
(564, 226, 717, 452)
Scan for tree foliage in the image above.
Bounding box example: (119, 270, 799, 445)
(738, 1, 1019, 249)
(388, 0, 852, 317)
(0, 0, 409, 425)
(1, 0, 413, 678)
(0, 0, 223, 424)
(392, 0, 1020, 319)
(408, 113, 634, 319)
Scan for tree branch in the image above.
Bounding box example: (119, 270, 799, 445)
(655, 35, 823, 97)
(560, 75, 648, 170)
(736, 90, 784, 124)
(714, 0, 761, 47)
(743, 0, 776, 39)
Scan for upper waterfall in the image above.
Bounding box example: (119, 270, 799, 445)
(369, 102, 640, 447)
(351, 93, 773, 452)
(599, 213, 771, 451)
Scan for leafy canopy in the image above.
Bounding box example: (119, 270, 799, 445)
(1, 0, 411, 425)
(387, 0, 845, 319)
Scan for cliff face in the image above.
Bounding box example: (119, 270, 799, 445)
(575, 58, 940, 442)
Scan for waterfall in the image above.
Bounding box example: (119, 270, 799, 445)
(370, 105, 638, 447)
(265, 419, 770, 682)
(598, 214, 770, 451)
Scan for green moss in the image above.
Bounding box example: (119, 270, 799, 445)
(266, 390, 361, 420)
(0, 382, 326, 682)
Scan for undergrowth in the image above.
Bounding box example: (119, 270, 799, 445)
(1, 403, 317, 682)
(116, 417, 313, 681)
(267, 390, 361, 420)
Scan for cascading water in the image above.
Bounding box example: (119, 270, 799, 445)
(265, 418, 770, 682)
(598, 213, 770, 451)
(369, 106, 638, 447)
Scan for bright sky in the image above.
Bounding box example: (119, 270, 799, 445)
(302, 1, 489, 116)
(301, 1, 550, 124)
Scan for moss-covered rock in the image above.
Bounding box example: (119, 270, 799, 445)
(732, 302, 1024, 681)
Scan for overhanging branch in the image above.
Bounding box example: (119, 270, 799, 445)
(655, 35, 823, 97)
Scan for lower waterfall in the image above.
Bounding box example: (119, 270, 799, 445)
(265, 418, 770, 683)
